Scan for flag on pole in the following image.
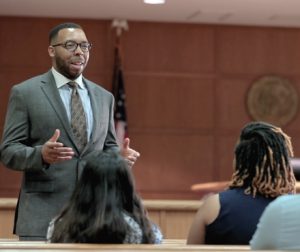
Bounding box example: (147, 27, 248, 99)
(112, 39, 128, 147)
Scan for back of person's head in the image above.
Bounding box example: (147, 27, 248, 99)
(229, 121, 296, 197)
(78, 150, 134, 213)
(49, 22, 83, 44)
(51, 151, 155, 243)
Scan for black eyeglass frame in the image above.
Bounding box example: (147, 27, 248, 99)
(51, 40, 92, 52)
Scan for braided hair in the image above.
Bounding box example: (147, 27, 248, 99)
(229, 121, 296, 197)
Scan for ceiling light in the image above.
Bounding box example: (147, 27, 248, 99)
(144, 0, 165, 4)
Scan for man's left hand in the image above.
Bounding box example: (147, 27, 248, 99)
(121, 138, 140, 168)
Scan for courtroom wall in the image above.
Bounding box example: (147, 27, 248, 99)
(1, 17, 300, 199)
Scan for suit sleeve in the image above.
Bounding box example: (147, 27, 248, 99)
(0, 86, 45, 171)
(103, 93, 119, 152)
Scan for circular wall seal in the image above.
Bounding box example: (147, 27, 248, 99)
(247, 75, 299, 127)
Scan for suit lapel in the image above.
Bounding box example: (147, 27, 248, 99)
(40, 71, 78, 149)
(84, 79, 104, 148)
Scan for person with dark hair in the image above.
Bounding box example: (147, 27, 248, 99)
(47, 151, 162, 244)
(0, 22, 140, 241)
(187, 121, 296, 245)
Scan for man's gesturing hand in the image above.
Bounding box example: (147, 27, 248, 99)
(42, 129, 74, 164)
(121, 138, 140, 168)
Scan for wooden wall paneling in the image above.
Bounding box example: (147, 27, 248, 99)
(81, 20, 114, 77)
(216, 26, 268, 74)
(217, 26, 300, 75)
(216, 135, 238, 181)
(132, 134, 215, 199)
(0, 209, 16, 239)
(147, 210, 161, 229)
(125, 75, 215, 130)
(0, 72, 6, 136)
(123, 22, 215, 74)
(281, 76, 300, 158)
(0, 168, 21, 198)
(215, 78, 253, 129)
(261, 28, 300, 74)
(163, 210, 196, 239)
(0, 18, 49, 69)
(283, 76, 300, 130)
(289, 136, 300, 158)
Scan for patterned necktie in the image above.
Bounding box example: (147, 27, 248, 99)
(68, 82, 87, 152)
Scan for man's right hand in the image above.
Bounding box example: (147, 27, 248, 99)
(42, 129, 74, 164)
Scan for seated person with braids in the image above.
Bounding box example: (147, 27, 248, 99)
(187, 121, 296, 245)
(47, 151, 162, 244)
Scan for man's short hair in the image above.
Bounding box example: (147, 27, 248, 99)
(49, 22, 83, 44)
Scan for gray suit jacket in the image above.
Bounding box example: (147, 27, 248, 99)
(0, 70, 119, 237)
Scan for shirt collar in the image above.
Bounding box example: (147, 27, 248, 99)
(51, 67, 84, 89)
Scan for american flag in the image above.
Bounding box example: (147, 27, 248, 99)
(112, 42, 128, 147)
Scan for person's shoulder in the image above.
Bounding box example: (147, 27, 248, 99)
(270, 194, 300, 208)
(204, 193, 220, 210)
(218, 188, 239, 200)
(196, 193, 220, 223)
(259, 194, 300, 220)
(84, 78, 113, 97)
(13, 72, 50, 90)
(203, 193, 219, 205)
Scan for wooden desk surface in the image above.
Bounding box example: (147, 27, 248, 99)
(191, 181, 300, 193)
(191, 181, 229, 192)
(0, 239, 187, 245)
(0, 240, 251, 251)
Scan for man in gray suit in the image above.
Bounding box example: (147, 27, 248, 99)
(0, 22, 140, 241)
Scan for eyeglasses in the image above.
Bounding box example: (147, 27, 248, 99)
(51, 40, 92, 52)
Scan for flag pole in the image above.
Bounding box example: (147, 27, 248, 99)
(111, 19, 129, 147)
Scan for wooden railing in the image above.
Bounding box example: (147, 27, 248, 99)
(0, 199, 202, 239)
